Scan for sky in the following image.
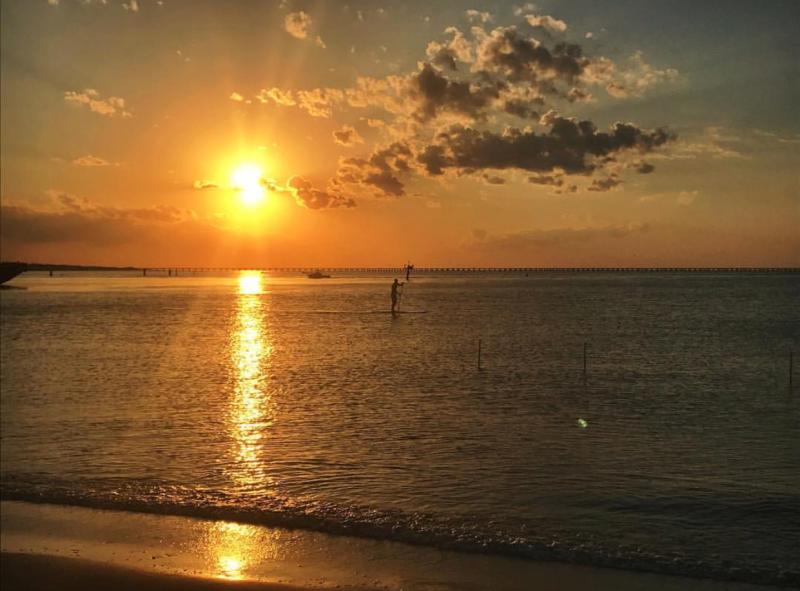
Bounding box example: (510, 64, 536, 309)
(1, 0, 798, 267)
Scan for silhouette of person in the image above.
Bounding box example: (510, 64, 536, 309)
(405, 263, 414, 281)
(391, 278, 404, 314)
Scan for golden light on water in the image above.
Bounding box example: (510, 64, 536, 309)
(231, 163, 266, 207)
(238, 272, 264, 295)
(229, 271, 274, 490)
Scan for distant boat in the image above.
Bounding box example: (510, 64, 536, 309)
(307, 270, 331, 279)
(0, 262, 28, 285)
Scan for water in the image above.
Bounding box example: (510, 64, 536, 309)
(2, 272, 799, 586)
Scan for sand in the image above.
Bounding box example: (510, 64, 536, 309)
(1, 553, 341, 591)
(0, 501, 781, 591)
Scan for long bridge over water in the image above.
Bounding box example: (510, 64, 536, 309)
(138, 266, 800, 276)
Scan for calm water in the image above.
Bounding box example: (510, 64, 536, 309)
(1, 272, 799, 585)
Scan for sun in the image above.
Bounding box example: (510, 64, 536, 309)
(231, 163, 266, 206)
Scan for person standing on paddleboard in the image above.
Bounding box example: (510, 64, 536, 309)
(391, 278, 404, 315)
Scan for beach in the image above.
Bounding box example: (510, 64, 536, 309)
(0, 501, 783, 591)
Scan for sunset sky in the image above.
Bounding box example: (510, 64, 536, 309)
(1, 0, 798, 267)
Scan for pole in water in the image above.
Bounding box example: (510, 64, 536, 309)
(583, 342, 587, 382)
(478, 338, 482, 371)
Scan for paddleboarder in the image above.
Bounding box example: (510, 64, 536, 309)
(391, 278, 404, 315)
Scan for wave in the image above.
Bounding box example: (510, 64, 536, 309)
(2, 483, 798, 588)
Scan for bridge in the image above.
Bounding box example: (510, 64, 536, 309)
(139, 266, 800, 276)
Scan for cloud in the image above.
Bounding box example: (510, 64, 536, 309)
(229, 92, 245, 102)
(332, 125, 364, 147)
(284, 11, 312, 39)
(426, 27, 474, 70)
(482, 174, 506, 185)
(584, 52, 679, 98)
(465, 9, 493, 24)
(502, 97, 543, 119)
(284, 176, 355, 209)
(122, 0, 138, 12)
(72, 155, 116, 167)
(256, 87, 296, 106)
(635, 161, 655, 173)
(525, 13, 567, 33)
(333, 142, 412, 197)
(513, 3, 536, 16)
(296, 87, 345, 117)
(250, 13, 678, 198)
(587, 174, 621, 192)
(408, 63, 502, 122)
(285, 10, 325, 46)
(193, 180, 218, 189)
(0, 194, 201, 253)
(473, 26, 585, 91)
(528, 173, 564, 186)
(64, 89, 132, 118)
(417, 119, 673, 178)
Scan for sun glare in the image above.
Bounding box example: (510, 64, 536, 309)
(231, 163, 266, 206)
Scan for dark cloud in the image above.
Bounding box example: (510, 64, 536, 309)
(475, 27, 586, 95)
(482, 174, 506, 185)
(635, 161, 655, 174)
(335, 142, 412, 196)
(427, 45, 459, 71)
(286, 176, 355, 209)
(588, 175, 621, 192)
(528, 173, 564, 186)
(418, 118, 674, 178)
(410, 63, 503, 122)
(332, 125, 363, 147)
(502, 97, 542, 119)
(0, 199, 193, 246)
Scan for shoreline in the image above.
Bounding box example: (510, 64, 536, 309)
(0, 500, 786, 591)
(3, 493, 796, 588)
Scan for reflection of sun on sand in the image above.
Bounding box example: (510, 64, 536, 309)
(207, 522, 276, 581)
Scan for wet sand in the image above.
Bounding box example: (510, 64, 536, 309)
(1, 553, 346, 591)
(0, 501, 781, 591)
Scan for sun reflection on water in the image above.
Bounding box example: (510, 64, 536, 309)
(229, 271, 274, 490)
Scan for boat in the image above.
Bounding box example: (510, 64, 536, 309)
(307, 270, 331, 279)
(0, 262, 28, 285)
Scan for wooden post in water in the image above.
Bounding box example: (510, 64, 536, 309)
(583, 342, 588, 382)
(478, 338, 482, 372)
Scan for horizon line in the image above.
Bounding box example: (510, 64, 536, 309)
(5, 262, 800, 273)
